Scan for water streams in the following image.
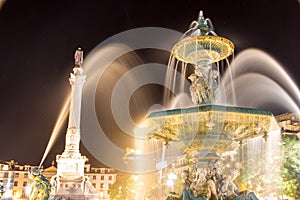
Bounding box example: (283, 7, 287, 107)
(39, 94, 70, 168)
(222, 48, 300, 116)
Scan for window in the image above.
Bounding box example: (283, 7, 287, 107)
(14, 181, 18, 187)
(93, 175, 96, 180)
(100, 183, 104, 188)
(23, 182, 27, 187)
(24, 173, 28, 178)
(100, 176, 104, 180)
(14, 173, 19, 178)
(4, 173, 8, 178)
(108, 175, 112, 181)
(92, 183, 96, 188)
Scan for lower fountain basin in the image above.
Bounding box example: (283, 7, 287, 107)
(145, 105, 280, 154)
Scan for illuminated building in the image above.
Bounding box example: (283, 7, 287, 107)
(0, 160, 116, 200)
(0, 160, 38, 199)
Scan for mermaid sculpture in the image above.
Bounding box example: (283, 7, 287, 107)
(166, 170, 206, 200)
(166, 161, 258, 200)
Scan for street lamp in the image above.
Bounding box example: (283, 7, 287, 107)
(167, 172, 177, 192)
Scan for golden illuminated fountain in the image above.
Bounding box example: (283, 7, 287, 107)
(143, 12, 280, 200)
(144, 11, 280, 157)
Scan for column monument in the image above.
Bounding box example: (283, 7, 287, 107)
(50, 48, 98, 200)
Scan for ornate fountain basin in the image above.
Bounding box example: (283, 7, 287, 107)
(144, 105, 280, 154)
(171, 36, 234, 65)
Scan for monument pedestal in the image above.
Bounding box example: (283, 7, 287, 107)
(50, 151, 98, 199)
(50, 174, 98, 200)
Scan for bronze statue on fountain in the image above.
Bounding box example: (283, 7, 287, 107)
(166, 161, 258, 200)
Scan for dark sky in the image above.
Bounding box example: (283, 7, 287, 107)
(0, 0, 299, 167)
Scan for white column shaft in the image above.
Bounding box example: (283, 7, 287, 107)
(68, 75, 85, 129)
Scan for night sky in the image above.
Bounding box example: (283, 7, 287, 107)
(0, 0, 299, 168)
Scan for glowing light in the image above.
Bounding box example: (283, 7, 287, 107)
(4, 189, 12, 198)
(172, 36, 234, 65)
(167, 172, 177, 192)
(134, 149, 141, 154)
(166, 179, 174, 187)
(26, 186, 32, 196)
(167, 172, 177, 180)
(133, 175, 139, 181)
(99, 191, 104, 198)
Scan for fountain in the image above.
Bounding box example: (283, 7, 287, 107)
(142, 11, 281, 200)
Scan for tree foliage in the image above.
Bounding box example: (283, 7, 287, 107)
(109, 173, 136, 200)
(109, 172, 159, 200)
(281, 135, 300, 198)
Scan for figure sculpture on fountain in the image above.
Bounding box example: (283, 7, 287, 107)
(219, 168, 258, 200)
(28, 168, 51, 200)
(189, 67, 220, 105)
(166, 160, 259, 200)
(167, 170, 207, 200)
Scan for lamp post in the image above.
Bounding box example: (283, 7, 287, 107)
(167, 172, 177, 193)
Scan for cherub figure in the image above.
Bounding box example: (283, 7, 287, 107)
(189, 68, 210, 105)
(189, 73, 202, 105)
(219, 169, 258, 200)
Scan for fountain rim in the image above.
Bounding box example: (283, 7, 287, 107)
(147, 104, 274, 118)
(171, 35, 235, 64)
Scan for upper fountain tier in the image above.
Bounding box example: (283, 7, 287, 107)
(171, 11, 234, 65)
(143, 12, 280, 155)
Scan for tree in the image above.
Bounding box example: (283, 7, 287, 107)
(109, 172, 161, 200)
(281, 135, 300, 199)
(109, 173, 135, 200)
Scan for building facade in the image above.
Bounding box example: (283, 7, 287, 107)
(276, 113, 300, 136)
(0, 160, 38, 199)
(0, 160, 116, 200)
(86, 167, 117, 199)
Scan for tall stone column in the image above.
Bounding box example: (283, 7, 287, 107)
(51, 48, 97, 199)
(64, 48, 86, 155)
(56, 48, 87, 178)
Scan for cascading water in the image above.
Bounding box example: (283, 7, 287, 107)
(237, 130, 282, 199)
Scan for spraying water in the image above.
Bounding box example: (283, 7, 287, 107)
(39, 94, 70, 168)
(222, 48, 300, 116)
